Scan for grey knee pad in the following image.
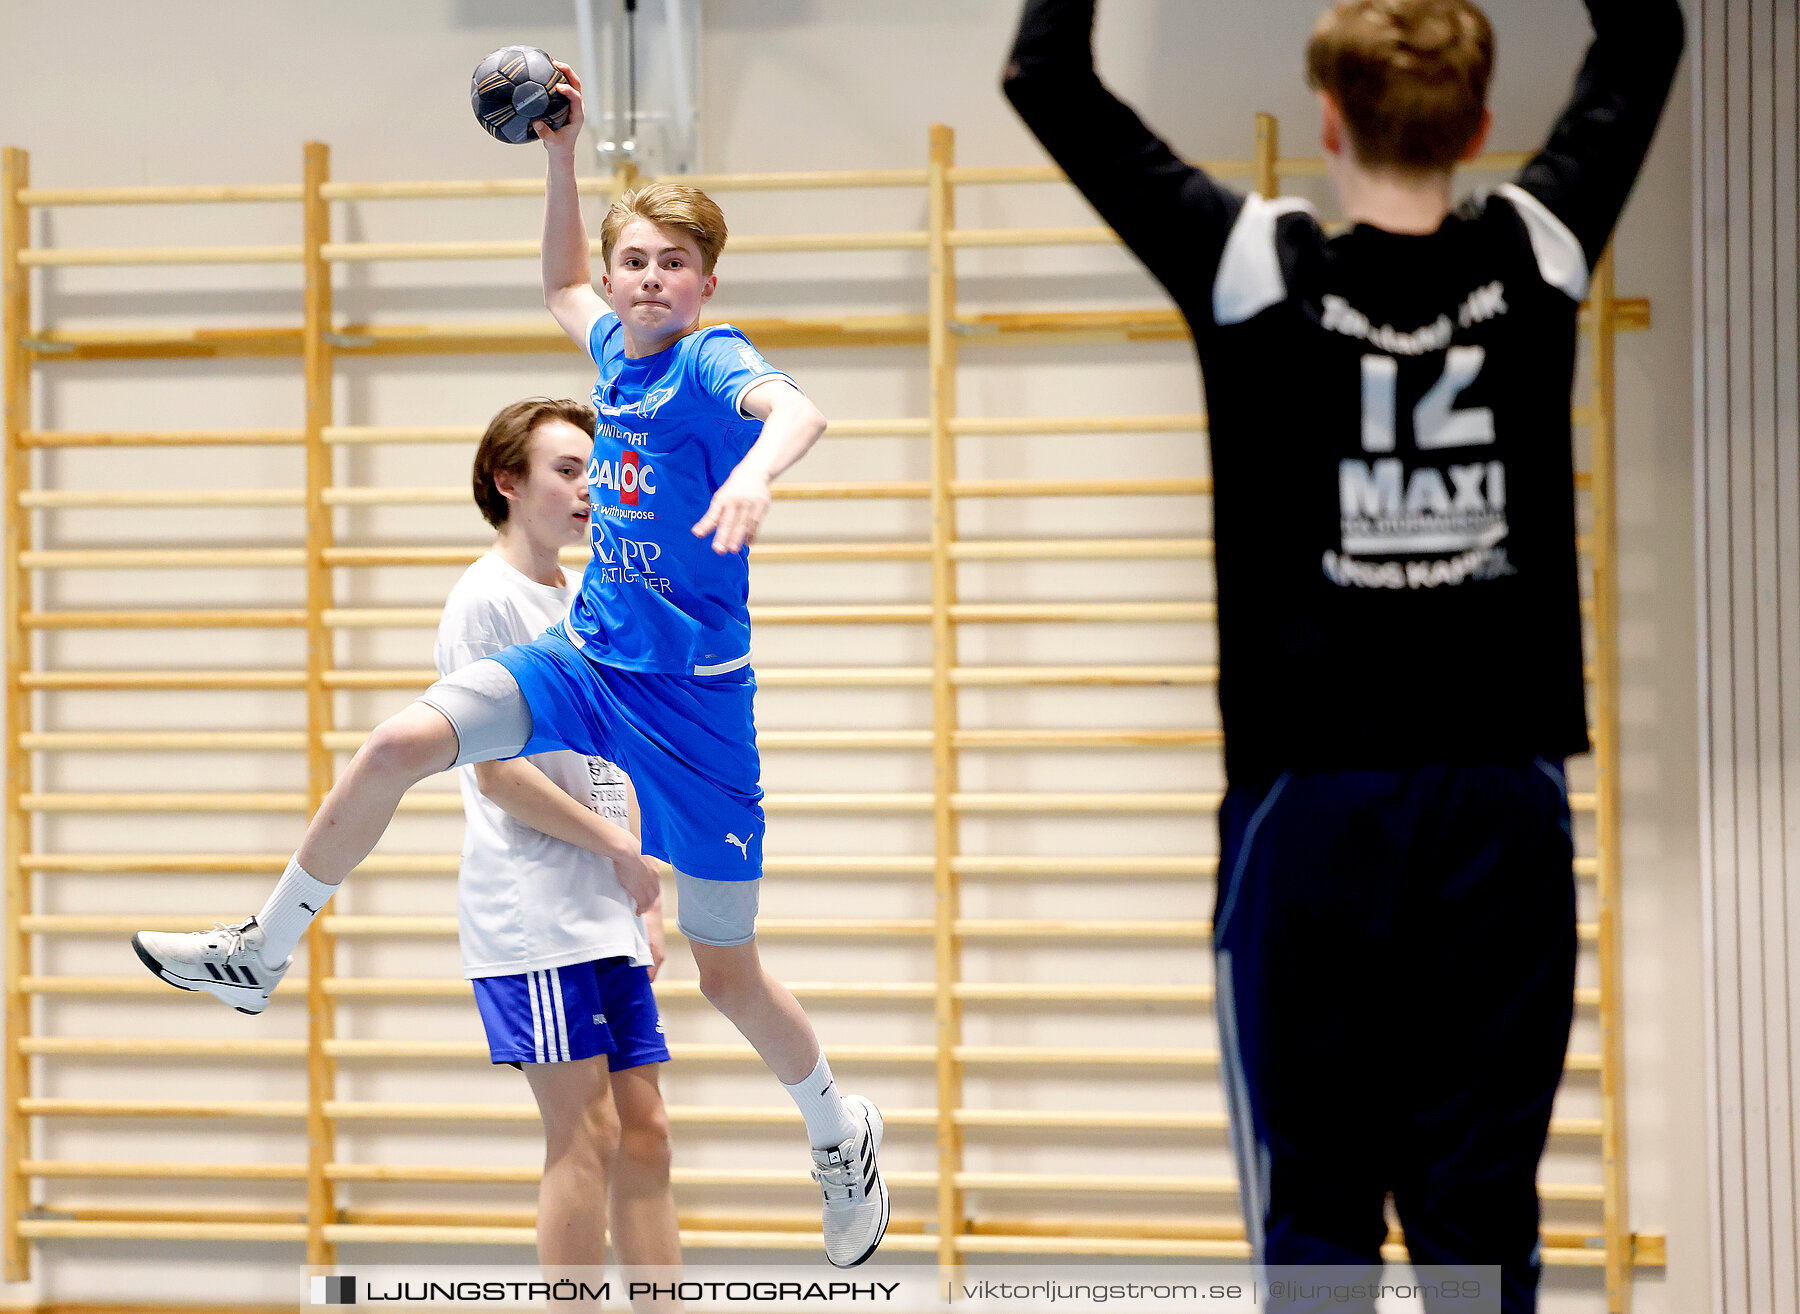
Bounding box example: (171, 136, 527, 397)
(674, 868, 760, 947)
(416, 658, 534, 768)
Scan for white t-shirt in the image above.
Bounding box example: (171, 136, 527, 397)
(435, 551, 652, 979)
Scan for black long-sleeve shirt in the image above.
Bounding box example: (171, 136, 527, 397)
(1004, 0, 1683, 784)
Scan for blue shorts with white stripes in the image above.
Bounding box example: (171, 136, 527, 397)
(471, 956, 669, 1069)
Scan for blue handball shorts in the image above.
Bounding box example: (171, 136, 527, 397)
(463, 621, 766, 885)
(473, 956, 670, 1069)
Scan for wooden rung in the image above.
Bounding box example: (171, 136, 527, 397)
(956, 1234, 1244, 1257)
(21, 976, 289, 995)
(753, 604, 932, 624)
(323, 607, 441, 627)
(21, 852, 292, 872)
(950, 601, 1215, 623)
(953, 791, 1220, 813)
(320, 603, 938, 628)
(18, 244, 304, 267)
(320, 915, 940, 939)
(14, 976, 1201, 1008)
(17, 1037, 305, 1058)
(951, 537, 1211, 560)
(954, 855, 1217, 877)
(324, 425, 482, 444)
(774, 480, 930, 499)
(761, 855, 937, 874)
(956, 1172, 1231, 1194)
(955, 728, 1221, 748)
(950, 413, 1205, 435)
(19, 731, 306, 751)
(18, 428, 305, 447)
(39, 1205, 305, 1225)
(16, 788, 1598, 816)
(18, 1219, 309, 1242)
(17, 1099, 306, 1119)
(19, 548, 306, 569)
(948, 226, 1121, 249)
(19, 182, 305, 206)
(320, 668, 437, 689)
(324, 1040, 939, 1064)
(19, 1159, 306, 1180)
(951, 664, 1216, 686)
(311, 664, 1219, 691)
(18, 488, 304, 509)
(20, 793, 310, 812)
(20, 670, 306, 691)
(320, 485, 467, 506)
(958, 919, 1208, 940)
(19, 306, 1647, 362)
(757, 729, 934, 749)
(969, 982, 1203, 1006)
(19, 608, 306, 629)
(951, 477, 1212, 497)
(315, 169, 927, 202)
(320, 231, 931, 264)
(960, 1047, 1208, 1068)
(754, 540, 932, 562)
(766, 793, 935, 812)
(318, 540, 933, 567)
(757, 667, 932, 687)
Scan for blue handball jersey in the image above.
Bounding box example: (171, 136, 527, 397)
(567, 311, 794, 675)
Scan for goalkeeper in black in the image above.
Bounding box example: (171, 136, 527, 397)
(1003, 2, 1682, 1311)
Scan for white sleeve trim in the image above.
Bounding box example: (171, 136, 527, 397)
(693, 652, 752, 677)
(582, 307, 611, 365)
(1212, 194, 1317, 326)
(732, 371, 799, 419)
(1496, 183, 1590, 301)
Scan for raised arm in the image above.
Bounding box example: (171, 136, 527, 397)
(1514, 0, 1685, 269)
(536, 60, 609, 347)
(1001, 0, 1241, 308)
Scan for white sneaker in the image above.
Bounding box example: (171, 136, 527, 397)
(131, 917, 290, 1015)
(811, 1094, 889, 1268)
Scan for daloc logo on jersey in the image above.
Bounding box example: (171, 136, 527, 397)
(589, 452, 657, 505)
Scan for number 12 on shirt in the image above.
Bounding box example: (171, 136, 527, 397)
(1360, 347, 1495, 454)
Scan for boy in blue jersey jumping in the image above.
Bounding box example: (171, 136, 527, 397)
(131, 61, 888, 1269)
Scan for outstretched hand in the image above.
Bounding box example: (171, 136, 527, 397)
(533, 59, 586, 154)
(693, 465, 773, 555)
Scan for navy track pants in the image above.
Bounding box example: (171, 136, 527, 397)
(1213, 761, 1577, 1314)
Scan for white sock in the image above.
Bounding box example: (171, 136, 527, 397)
(782, 1050, 857, 1149)
(255, 858, 337, 965)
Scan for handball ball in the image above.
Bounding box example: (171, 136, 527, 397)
(471, 46, 571, 144)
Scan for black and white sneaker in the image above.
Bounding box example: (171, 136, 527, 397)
(811, 1094, 889, 1268)
(131, 917, 290, 1015)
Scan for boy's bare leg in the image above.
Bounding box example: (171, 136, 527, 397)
(131, 701, 461, 1011)
(525, 1056, 621, 1267)
(608, 1064, 681, 1267)
(295, 701, 460, 883)
(689, 937, 889, 1266)
(687, 938, 819, 1082)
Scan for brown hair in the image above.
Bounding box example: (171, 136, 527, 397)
(599, 182, 729, 274)
(1306, 0, 1495, 173)
(471, 397, 595, 529)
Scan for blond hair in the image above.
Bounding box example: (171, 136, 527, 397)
(599, 182, 729, 274)
(1306, 0, 1495, 173)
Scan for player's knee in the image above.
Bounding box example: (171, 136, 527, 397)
(360, 709, 453, 781)
(696, 955, 757, 1012)
(545, 1093, 621, 1168)
(618, 1107, 672, 1179)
